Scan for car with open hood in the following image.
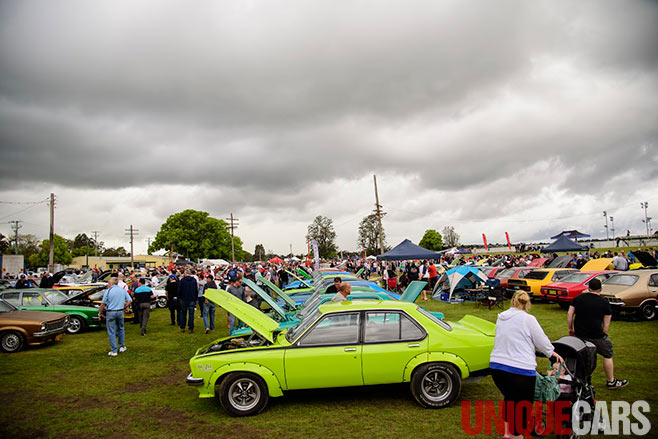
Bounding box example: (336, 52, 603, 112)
(600, 269, 658, 320)
(186, 288, 495, 416)
(540, 271, 618, 308)
(628, 251, 658, 270)
(0, 288, 102, 334)
(507, 268, 578, 298)
(0, 299, 69, 353)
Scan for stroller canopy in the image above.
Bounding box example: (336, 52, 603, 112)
(432, 266, 489, 302)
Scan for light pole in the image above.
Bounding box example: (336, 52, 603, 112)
(603, 211, 609, 240)
(641, 202, 650, 236)
(609, 216, 615, 238)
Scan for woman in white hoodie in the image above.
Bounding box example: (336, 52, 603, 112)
(490, 291, 563, 439)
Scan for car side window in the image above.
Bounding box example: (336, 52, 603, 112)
(298, 312, 360, 346)
(22, 292, 43, 307)
(365, 312, 424, 343)
(649, 274, 658, 287)
(1, 292, 20, 306)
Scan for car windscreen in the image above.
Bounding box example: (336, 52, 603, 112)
(0, 299, 16, 312)
(286, 309, 321, 342)
(523, 271, 548, 280)
(417, 307, 451, 331)
(90, 289, 107, 301)
(42, 290, 70, 304)
(557, 273, 591, 284)
(603, 274, 638, 286)
(496, 268, 516, 278)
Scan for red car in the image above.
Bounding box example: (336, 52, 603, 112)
(496, 267, 535, 291)
(540, 271, 619, 308)
(480, 267, 507, 278)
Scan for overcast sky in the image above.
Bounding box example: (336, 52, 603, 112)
(0, 0, 656, 256)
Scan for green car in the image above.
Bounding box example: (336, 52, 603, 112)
(186, 289, 495, 416)
(0, 289, 102, 334)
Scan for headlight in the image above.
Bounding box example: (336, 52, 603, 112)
(40, 323, 47, 331)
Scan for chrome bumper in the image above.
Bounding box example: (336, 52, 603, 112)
(186, 373, 204, 386)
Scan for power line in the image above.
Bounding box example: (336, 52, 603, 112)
(0, 203, 44, 221)
(0, 198, 49, 205)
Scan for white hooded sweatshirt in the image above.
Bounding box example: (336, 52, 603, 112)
(490, 307, 554, 371)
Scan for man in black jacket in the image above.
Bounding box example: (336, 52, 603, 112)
(177, 270, 198, 333)
(165, 274, 179, 325)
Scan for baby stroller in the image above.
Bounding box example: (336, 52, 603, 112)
(538, 336, 598, 439)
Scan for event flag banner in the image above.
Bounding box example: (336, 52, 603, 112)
(482, 233, 488, 251)
(311, 239, 320, 270)
(505, 232, 512, 250)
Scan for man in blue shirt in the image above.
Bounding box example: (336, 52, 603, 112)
(99, 277, 132, 356)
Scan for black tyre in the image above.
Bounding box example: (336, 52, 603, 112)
(638, 302, 656, 321)
(410, 362, 461, 408)
(219, 372, 269, 417)
(157, 296, 168, 308)
(0, 331, 25, 353)
(66, 315, 86, 334)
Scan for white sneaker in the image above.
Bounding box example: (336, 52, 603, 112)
(108, 351, 118, 357)
(119, 346, 127, 353)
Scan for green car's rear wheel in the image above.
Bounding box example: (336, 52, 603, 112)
(66, 316, 86, 334)
(411, 363, 461, 408)
(219, 372, 269, 417)
(0, 331, 24, 353)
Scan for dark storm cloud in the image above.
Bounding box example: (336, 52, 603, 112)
(0, 0, 657, 248)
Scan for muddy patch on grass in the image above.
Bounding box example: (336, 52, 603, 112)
(123, 362, 187, 393)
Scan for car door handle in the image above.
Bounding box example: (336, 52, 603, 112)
(408, 343, 420, 348)
(344, 347, 356, 352)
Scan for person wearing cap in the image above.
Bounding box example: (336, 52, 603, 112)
(568, 278, 628, 389)
(15, 274, 32, 289)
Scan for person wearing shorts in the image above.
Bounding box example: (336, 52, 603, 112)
(568, 278, 627, 389)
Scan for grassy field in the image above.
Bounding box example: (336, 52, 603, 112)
(1, 297, 657, 439)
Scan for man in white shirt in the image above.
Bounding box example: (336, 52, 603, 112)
(331, 283, 351, 302)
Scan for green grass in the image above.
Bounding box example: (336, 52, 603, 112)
(1, 300, 656, 439)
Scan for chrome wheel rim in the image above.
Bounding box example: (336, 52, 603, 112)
(2, 333, 20, 351)
(68, 318, 81, 333)
(642, 305, 655, 320)
(157, 297, 167, 308)
(228, 378, 260, 411)
(421, 369, 452, 402)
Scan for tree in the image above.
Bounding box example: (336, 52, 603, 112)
(17, 234, 41, 261)
(306, 215, 337, 259)
(254, 244, 266, 261)
(442, 226, 460, 248)
(29, 234, 72, 266)
(0, 233, 9, 254)
(357, 213, 387, 255)
(149, 209, 240, 261)
(102, 247, 130, 257)
(419, 229, 443, 251)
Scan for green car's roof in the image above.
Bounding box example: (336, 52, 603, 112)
(317, 299, 419, 314)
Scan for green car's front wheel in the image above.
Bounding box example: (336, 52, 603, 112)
(66, 316, 86, 334)
(411, 363, 461, 408)
(219, 372, 269, 417)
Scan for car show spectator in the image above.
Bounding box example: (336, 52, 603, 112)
(165, 274, 179, 325)
(203, 275, 217, 334)
(134, 278, 155, 336)
(612, 252, 629, 271)
(325, 277, 341, 295)
(98, 277, 132, 357)
(331, 282, 351, 302)
(490, 291, 563, 439)
(567, 278, 628, 389)
(177, 270, 198, 333)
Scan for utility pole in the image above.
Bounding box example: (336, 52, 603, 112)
(609, 216, 615, 238)
(91, 231, 100, 256)
(373, 175, 386, 255)
(125, 225, 139, 270)
(145, 237, 152, 255)
(48, 193, 55, 272)
(290, 243, 292, 258)
(9, 220, 22, 254)
(641, 202, 650, 236)
(603, 211, 609, 240)
(225, 213, 239, 263)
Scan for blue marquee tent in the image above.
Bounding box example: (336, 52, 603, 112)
(376, 239, 443, 261)
(541, 235, 588, 253)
